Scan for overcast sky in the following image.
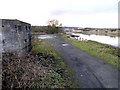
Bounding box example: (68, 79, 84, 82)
(0, 0, 119, 28)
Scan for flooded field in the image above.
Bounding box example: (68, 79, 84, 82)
(72, 33, 119, 48)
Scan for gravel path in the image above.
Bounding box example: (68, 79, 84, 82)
(41, 35, 119, 88)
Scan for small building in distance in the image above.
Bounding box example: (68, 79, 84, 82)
(0, 19, 32, 57)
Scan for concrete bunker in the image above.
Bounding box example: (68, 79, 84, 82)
(0, 19, 32, 57)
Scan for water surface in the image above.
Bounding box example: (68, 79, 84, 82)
(72, 33, 119, 48)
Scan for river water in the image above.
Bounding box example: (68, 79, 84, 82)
(72, 33, 119, 48)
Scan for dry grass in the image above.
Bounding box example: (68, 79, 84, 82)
(2, 51, 78, 89)
(2, 53, 48, 89)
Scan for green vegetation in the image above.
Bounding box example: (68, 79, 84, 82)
(47, 19, 62, 34)
(59, 34, 119, 70)
(32, 37, 79, 88)
(32, 19, 63, 34)
(31, 26, 47, 34)
(32, 26, 63, 34)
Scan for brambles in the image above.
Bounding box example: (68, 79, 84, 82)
(2, 37, 78, 89)
(2, 53, 47, 89)
(2, 48, 76, 89)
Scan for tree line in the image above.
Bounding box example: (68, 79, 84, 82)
(32, 19, 63, 34)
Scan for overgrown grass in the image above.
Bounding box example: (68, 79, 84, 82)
(32, 37, 79, 88)
(58, 34, 119, 70)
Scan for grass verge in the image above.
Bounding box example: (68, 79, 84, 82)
(58, 34, 119, 70)
(31, 37, 79, 88)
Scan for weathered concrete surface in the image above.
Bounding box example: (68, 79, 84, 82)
(0, 19, 2, 58)
(0, 19, 2, 90)
(1, 19, 31, 56)
(45, 35, 119, 88)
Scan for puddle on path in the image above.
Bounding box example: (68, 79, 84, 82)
(38, 35, 54, 39)
(62, 44, 69, 46)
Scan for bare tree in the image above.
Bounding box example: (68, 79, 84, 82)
(47, 19, 62, 34)
(47, 19, 62, 27)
